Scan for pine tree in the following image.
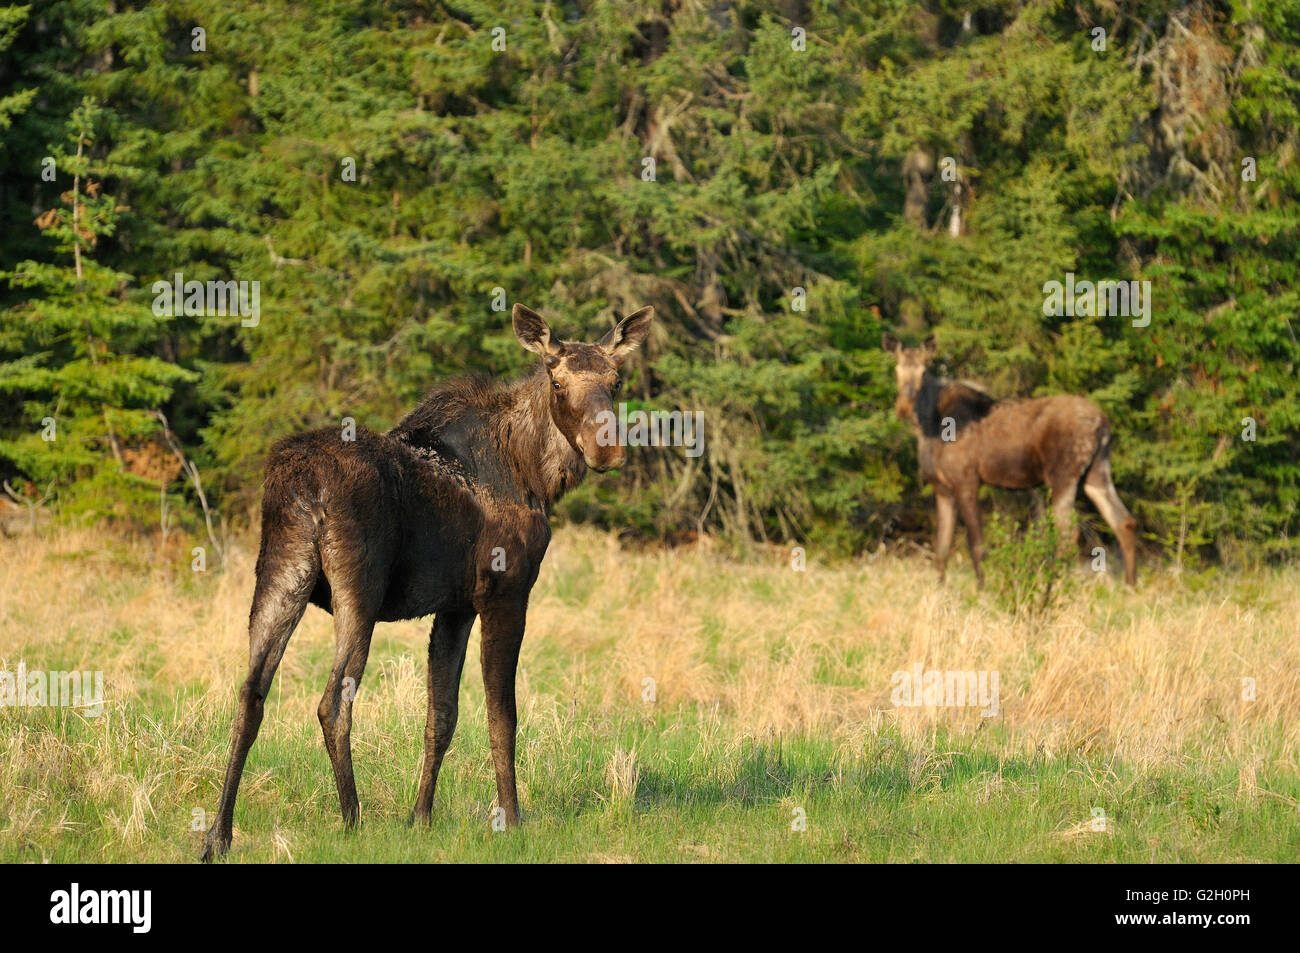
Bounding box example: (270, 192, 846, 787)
(0, 97, 195, 523)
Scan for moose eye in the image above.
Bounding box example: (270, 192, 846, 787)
(613, 378, 623, 393)
(552, 379, 562, 392)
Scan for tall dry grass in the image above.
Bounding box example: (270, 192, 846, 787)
(2, 525, 1298, 860)
(5, 525, 1297, 755)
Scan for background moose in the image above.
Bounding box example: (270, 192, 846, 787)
(884, 333, 1138, 588)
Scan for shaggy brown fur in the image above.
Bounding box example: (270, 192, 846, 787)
(201, 304, 653, 860)
(884, 334, 1138, 588)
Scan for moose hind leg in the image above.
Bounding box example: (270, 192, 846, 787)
(201, 547, 318, 861)
(318, 598, 377, 827)
(1050, 478, 1080, 555)
(410, 609, 476, 826)
(1083, 455, 1138, 586)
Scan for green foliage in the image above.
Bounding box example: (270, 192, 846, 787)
(0, 0, 1297, 560)
(0, 96, 196, 524)
(982, 509, 1076, 616)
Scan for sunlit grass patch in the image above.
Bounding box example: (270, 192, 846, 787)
(2, 527, 1297, 862)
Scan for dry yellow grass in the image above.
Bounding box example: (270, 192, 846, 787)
(2, 525, 1298, 862)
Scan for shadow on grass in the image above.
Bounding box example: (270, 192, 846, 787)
(624, 741, 1056, 812)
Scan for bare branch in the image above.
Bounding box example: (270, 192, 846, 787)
(155, 409, 225, 568)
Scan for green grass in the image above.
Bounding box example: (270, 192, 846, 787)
(2, 527, 1298, 863)
(4, 663, 1298, 863)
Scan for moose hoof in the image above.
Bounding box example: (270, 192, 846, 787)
(199, 828, 230, 863)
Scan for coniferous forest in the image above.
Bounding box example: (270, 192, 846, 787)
(2, 0, 1298, 563)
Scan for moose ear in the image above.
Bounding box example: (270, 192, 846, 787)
(921, 333, 937, 357)
(882, 332, 901, 355)
(600, 305, 654, 363)
(513, 304, 562, 357)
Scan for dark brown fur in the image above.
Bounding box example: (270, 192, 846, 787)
(884, 334, 1138, 587)
(200, 304, 653, 860)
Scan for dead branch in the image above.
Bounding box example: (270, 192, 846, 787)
(155, 409, 225, 568)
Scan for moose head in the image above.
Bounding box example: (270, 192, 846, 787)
(883, 332, 937, 428)
(512, 303, 654, 472)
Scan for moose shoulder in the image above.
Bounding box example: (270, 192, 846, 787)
(201, 303, 654, 861)
(884, 333, 1137, 587)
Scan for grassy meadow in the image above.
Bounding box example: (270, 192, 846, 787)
(2, 527, 1298, 863)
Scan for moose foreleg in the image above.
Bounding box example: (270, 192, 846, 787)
(955, 488, 985, 588)
(410, 609, 476, 825)
(479, 604, 528, 826)
(934, 492, 956, 583)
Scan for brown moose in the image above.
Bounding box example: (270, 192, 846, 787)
(201, 304, 653, 860)
(884, 334, 1137, 587)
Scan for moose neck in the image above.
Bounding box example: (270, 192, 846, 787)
(390, 367, 587, 511)
(911, 371, 946, 440)
(494, 368, 587, 509)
